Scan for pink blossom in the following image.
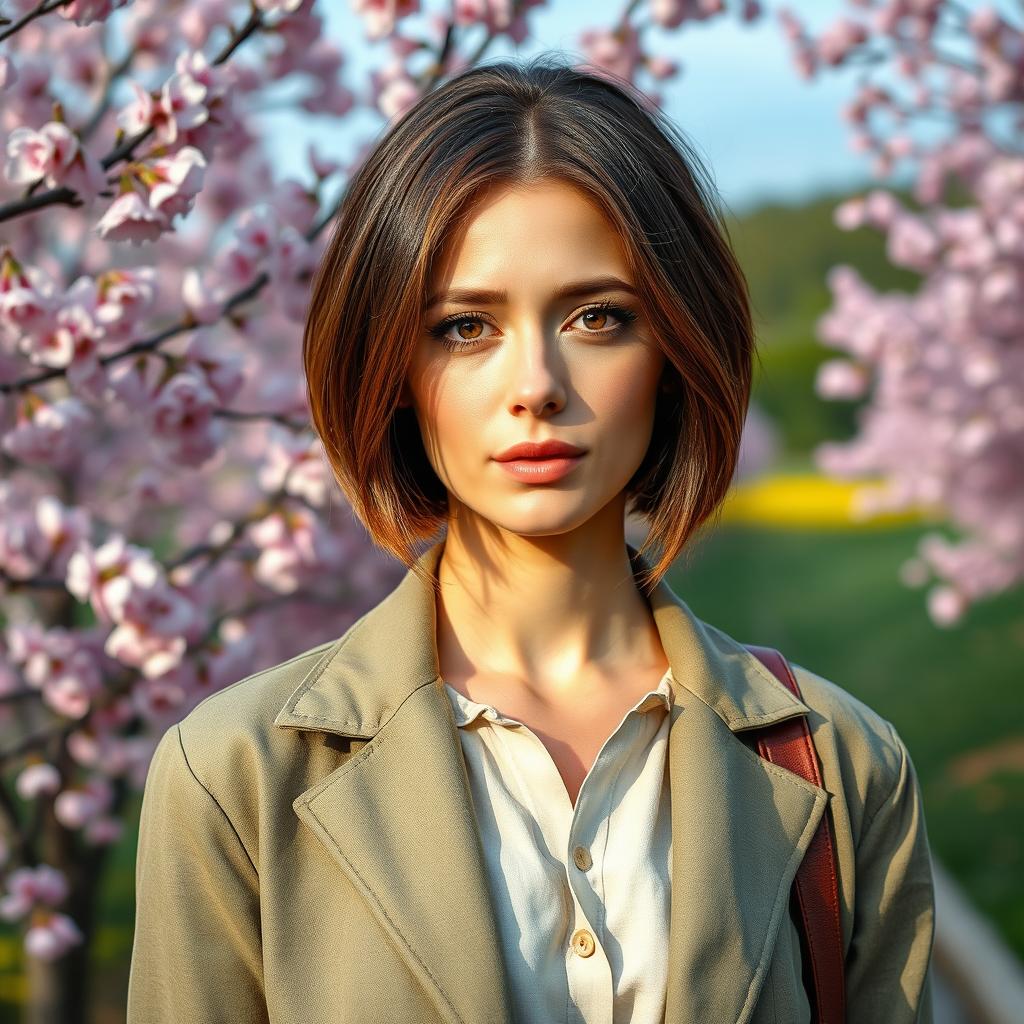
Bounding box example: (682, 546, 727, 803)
(248, 507, 326, 593)
(96, 191, 169, 245)
(180, 0, 235, 48)
(100, 555, 195, 637)
(0, 254, 55, 335)
(54, 777, 112, 829)
(66, 535, 139, 623)
(43, 672, 97, 719)
(231, 204, 278, 263)
(84, 816, 124, 845)
(580, 22, 643, 84)
(1, 57, 51, 134)
(15, 763, 61, 801)
(268, 223, 314, 282)
(35, 496, 91, 572)
(148, 370, 226, 466)
(257, 427, 330, 505)
(116, 80, 156, 137)
(834, 197, 867, 230)
(105, 353, 164, 412)
(25, 913, 83, 961)
(131, 676, 190, 722)
(57, 0, 130, 26)
(269, 178, 318, 234)
(452, 0, 540, 38)
(23, 282, 103, 373)
(967, 6, 1002, 40)
(106, 619, 190, 678)
(4, 122, 77, 187)
(19, 627, 104, 718)
(182, 268, 227, 325)
(375, 70, 420, 122)
(886, 214, 940, 271)
(147, 146, 207, 221)
(351, 0, 420, 40)
(816, 359, 870, 400)
(650, 0, 687, 30)
(183, 330, 245, 405)
(927, 584, 967, 627)
(95, 267, 159, 337)
(155, 53, 213, 144)
(646, 55, 679, 81)
(2, 397, 93, 467)
(0, 865, 68, 921)
(816, 17, 869, 66)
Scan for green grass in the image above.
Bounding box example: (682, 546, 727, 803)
(670, 521, 1024, 956)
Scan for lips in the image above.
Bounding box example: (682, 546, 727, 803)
(493, 440, 587, 462)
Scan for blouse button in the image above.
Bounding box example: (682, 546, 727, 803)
(571, 928, 596, 958)
(572, 845, 593, 871)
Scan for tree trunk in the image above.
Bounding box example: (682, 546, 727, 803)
(20, 759, 118, 1023)
(22, 857, 99, 1024)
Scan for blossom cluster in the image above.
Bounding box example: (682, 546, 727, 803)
(778, 1, 1024, 624)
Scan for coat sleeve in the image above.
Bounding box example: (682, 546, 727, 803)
(127, 723, 269, 1024)
(844, 719, 936, 1022)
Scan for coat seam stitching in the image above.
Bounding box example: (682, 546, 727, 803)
(175, 723, 259, 876)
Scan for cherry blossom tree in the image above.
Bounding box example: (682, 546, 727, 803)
(778, 0, 1024, 627)
(0, 0, 766, 1018)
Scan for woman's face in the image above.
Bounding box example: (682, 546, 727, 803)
(401, 177, 667, 538)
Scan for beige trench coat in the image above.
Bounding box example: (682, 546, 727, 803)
(127, 538, 936, 1023)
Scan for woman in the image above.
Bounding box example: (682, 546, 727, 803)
(127, 56, 936, 1023)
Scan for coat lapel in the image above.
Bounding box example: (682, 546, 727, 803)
(640, 547, 830, 1023)
(274, 537, 828, 1024)
(273, 538, 513, 1024)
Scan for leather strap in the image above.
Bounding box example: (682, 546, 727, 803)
(743, 644, 846, 1024)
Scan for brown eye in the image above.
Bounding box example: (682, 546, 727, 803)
(426, 311, 496, 351)
(571, 301, 639, 335)
(456, 321, 484, 340)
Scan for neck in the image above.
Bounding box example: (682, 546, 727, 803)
(433, 508, 668, 705)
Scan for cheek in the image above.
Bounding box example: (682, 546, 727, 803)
(581, 352, 662, 432)
(414, 373, 491, 462)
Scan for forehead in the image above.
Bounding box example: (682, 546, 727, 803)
(428, 179, 629, 289)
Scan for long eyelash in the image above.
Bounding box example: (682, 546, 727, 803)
(586, 299, 638, 327)
(426, 300, 639, 350)
(426, 310, 492, 341)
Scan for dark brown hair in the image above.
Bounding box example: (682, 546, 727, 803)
(303, 53, 755, 593)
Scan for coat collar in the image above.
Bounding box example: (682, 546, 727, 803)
(274, 537, 828, 1024)
(273, 535, 812, 739)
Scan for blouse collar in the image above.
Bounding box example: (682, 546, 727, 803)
(444, 666, 676, 729)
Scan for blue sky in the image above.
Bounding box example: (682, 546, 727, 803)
(260, 1, 932, 214)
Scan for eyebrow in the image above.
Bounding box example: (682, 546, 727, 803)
(423, 275, 638, 311)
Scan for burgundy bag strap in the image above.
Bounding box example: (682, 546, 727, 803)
(743, 644, 846, 1024)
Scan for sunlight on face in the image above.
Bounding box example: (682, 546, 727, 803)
(401, 178, 667, 538)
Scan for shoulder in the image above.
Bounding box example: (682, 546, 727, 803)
(162, 636, 344, 795)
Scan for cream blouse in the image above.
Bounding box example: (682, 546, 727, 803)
(443, 667, 676, 1024)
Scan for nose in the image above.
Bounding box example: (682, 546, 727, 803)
(505, 323, 568, 418)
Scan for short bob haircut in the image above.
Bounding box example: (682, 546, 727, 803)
(303, 53, 755, 594)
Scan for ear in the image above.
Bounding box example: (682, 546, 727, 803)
(396, 380, 413, 408)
